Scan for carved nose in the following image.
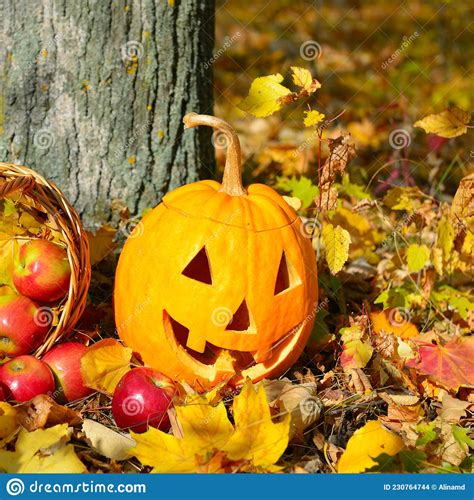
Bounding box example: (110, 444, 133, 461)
(226, 299, 256, 334)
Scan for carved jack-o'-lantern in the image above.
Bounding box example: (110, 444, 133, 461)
(114, 113, 318, 390)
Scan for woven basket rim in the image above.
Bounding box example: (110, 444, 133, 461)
(0, 161, 91, 355)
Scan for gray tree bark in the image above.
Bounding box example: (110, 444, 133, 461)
(0, 0, 215, 228)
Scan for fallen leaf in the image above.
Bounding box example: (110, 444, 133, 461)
(406, 337, 474, 391)
(371, 309, 419, 339)
(262, 378, 322, 440)
(86, 224, 117, 266)
(17, 395, 82, 431)
(451, 173, 474, 232)
(406, 243, 430, 272)
(130, 379, 291, 473)
(80, 339, 132, 394)
(414, 106, 470, 138)
(82, 419, 135, 460)
(439, 390, 471, 423)
(0, 424, 85, 473)
(0, 402, 18, 439)
(238, 74, 291, 117)
(322, 223, 351, 274)
(337, 419, 404, 473)
(339, 325, 373, 370)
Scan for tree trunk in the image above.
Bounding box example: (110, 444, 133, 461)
(0, 0, 215, 228)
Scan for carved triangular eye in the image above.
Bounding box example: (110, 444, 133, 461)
(226, 299, 250, 331)
(182, 247, 212, 284)
(274, 252, 290, 294)
(274, 251, 301, 295)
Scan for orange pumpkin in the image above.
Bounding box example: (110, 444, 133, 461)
(114, 113, 318, 390)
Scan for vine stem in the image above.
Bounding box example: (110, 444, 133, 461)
(183, 113, 246, 196)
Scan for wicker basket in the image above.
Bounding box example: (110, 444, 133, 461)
(0, 162, 91, 355)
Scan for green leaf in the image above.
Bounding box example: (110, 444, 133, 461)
(3, 199, 17, 217)
(322, 223, 351, 275)
(275, 176, 318, 209)
(415, 422, 437, 446)
(238, 74, 291, 117)
(407, 244, 430, 272)
(431, 285, 474, 321)
(399, 450, 427, 472)
(452, 426, 474, 449)
(338, 175, 372, 201)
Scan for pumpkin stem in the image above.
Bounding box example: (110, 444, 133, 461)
(183, 113, 246, 196)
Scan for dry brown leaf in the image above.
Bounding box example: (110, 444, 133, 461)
(16, 395, 82, 431)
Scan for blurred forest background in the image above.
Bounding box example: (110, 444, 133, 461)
(213, 0, 472, 197)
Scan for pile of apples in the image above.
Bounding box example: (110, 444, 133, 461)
(0, 239, 91, 403)
(0, 238, 176, 432)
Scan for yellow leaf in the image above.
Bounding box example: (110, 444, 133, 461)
(0, 237, 18, 287)
(238, 74, 291, 117)
(130, 379, 291, 472)
(339, 325, 374, 369)
(337, 420, 404, 473)
(175, 394, 234, 452)
(414, 106, 470, 138)
(86, 224, 117, 266)
(304, 110, 325, 127)
(132, 427, 198, 473)
(282, 195, 302, 211)
(0, 424, 85, 473)
(371, 309, 419, 339)
(80, 339, 132, 394)
(291, 66, 313, 89)
(224, 380, 291, 467)
(451, 173, 474, 232)
(21, 444, 85, 473)
(437, 216, 454, 260)
(0, 402, 18, 439)
(322, 223, 351, 274)
(406, 244, 430, 272)
(383, 186, 423, 211)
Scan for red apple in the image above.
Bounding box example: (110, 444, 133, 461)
(0, 355, 55, 402)
(0, 294, 51, 356)
(112, 368, 176, 433)
(13, 240, 71, 303)
(43, 342, 93, 402)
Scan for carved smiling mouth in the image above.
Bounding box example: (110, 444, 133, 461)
(164, 310, 301, 370)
